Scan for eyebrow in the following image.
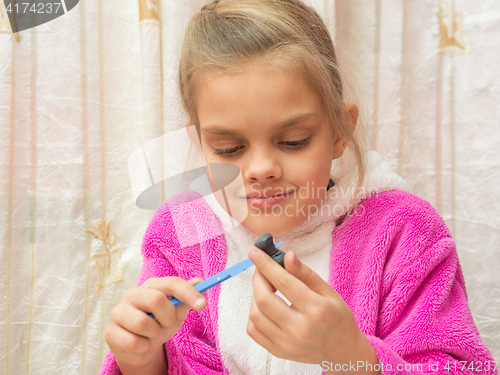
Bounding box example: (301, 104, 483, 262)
(201, 113, 318, 136)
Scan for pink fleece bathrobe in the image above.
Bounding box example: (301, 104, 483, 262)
(100, 152, 497, 375)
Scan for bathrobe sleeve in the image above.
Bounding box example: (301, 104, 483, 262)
(99, 201, 226, 375)
(357, 191, 497, 375)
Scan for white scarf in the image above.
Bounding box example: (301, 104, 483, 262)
(202, 151, 410, 375)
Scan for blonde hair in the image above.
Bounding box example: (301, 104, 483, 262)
(178, 0, 366, 189)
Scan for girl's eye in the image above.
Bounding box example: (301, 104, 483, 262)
(212, 138, 310, 157)
(281, 138, 310, 150)
(212, 145, 243, 157)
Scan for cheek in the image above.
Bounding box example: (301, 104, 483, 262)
(285, 156, 329, 182)
(287, 164, 330, 201)
(209, 162, 249, 224)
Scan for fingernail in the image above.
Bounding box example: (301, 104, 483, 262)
(294, 253, 299, 266)
(194, 298, 205, 308)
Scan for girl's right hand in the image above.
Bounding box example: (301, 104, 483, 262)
(105, 277, 207, 374)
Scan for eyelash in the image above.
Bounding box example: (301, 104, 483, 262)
(212, 138, 310, 157)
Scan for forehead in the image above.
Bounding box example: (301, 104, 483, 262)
(195, 63, 325, 132)
(201, 112, 319, 137)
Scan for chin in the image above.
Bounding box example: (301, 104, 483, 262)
(240, 214, 303, 238)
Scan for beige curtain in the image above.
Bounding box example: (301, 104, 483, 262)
(0, 0, 498, 373)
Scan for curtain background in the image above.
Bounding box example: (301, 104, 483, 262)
(0, 0, 498, 373)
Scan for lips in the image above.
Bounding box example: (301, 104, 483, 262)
(244, 189, 293, 199)
(244, 190, 292, 208)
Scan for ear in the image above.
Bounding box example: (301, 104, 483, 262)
(345, 102, 359, 131)
(332, 102, 359, 160)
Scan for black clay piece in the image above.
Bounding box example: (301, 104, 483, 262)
(254, 233, 285, 268)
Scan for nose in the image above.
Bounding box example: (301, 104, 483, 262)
(243, 149, 283, 183)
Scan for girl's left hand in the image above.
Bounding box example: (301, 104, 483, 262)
(247, 247, 378, 369)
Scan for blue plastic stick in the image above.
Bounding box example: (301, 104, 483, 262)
(147, 241, 283, 318)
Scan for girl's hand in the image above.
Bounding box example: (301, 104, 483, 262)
(247, 248, 379, 373)
(105, 277, 207, 374)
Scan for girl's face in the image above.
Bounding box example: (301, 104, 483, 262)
(192, 62, 351, 237)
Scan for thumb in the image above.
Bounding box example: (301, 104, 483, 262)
(187, 277, 208, 299)
(187, 277, 204, 286)
(284, 251, 335, 298)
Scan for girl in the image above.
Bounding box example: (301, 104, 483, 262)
(100, 1, 497, 374)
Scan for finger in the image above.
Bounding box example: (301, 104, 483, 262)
(106, 320, 151, 355)
(142, 277, 206, 311)
(112, 300, 163, 341)
(187, 277, 205, 288)
(186, 277, 208, 302)
(252, 268, 294, 328)
(248, 294, 284, 338)
(128, 287, 179, 328)
(249, 247, 312, 312)
(135, 277, 206, 329)
(246, 312, 277, 353)
(284, 251, 338, 298)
